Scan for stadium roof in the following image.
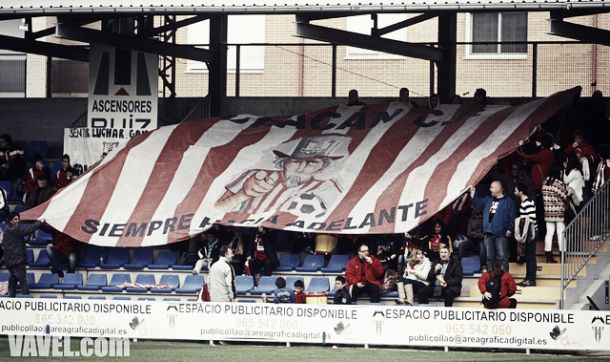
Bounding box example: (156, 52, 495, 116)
(1, 0, 609, 17)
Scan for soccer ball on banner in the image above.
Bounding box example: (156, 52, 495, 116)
(287, 193, 327, 218)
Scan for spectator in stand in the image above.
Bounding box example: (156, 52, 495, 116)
(542, 170, 568, 263)
(426, 220, 452, 262)
(2, 212, 43, 297)
(563, 155, 585, 216)
(593, 153, 610, 194)
(473, 88, 487, 106)
(395, 249, 433, 305)
(294, 280, 306, 304)
(514, 183, 538, 287)
(0, 134, 25, 181)
(498, 163, 536, 206)
(228, 229, 247, 275)
(451, 94, 463, 104)
(472, 181, 517, 272)
(247, 226, 278, 277)
(192, 230, 221, 275)
(458, 207, 486, 267)
(347, 89, 365, 106)
(516, 134, 555, 191)
(432, 246, 463, 307)
(565, 130, 598, 200)
(56, 154, 77, 189)
(24, 175, 55, 210)
(345, 243, 384, 303)
(478, 261, 517, 309)
(23, 154, 50, 193)
(0, 185, 9, 222)
(46, 232, 79, 277)
(208, 245, 236, 303)
(272, 277, 295, 303)
(428, 93, 439, 110)
(398, 87, 418, 109)
(333, 276, 352, 305)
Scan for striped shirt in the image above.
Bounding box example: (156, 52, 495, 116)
(519, 197, 537, 230)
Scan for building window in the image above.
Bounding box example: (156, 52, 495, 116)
(187, 15, 265, 72)
(345, 14, 407, 59)
(470, 12, 527, 55)
(0, 53, 26, 97)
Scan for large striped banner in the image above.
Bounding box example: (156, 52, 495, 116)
(22, 87, 579, 247)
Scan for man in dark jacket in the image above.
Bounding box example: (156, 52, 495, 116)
(3, 212, 43, 297)
(472, 181, 517, 272)
(25, 175, 56, 210)
(433, 246, 463, 307)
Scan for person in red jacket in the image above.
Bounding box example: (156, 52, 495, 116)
(478, 261, 517, 309)
(516, 135, 555, 191)
(345, 243, 385, 303)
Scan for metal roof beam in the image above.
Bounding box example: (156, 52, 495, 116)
(143, 14, 210, 37)
(548, 18, 610, 47)
(56, 24, 213, 62)
(295, 21, 444, 62)
(0, 34, 88, 61)
(372, 12, 437, 36)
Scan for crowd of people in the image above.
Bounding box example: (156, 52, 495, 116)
(1, 89, 609, 311)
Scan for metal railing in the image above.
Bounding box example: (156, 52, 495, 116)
(560, 180, 610, 309)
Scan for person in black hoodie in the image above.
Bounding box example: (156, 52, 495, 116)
(333, 276, 352, 305)
(3, 212, 43, 297)
(432, 246, 463, 307)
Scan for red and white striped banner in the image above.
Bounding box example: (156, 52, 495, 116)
(22, 87, 580, 247)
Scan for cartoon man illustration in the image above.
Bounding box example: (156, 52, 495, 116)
(215, 135, 350, 217)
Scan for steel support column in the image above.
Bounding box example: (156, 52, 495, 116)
(209, 15, 227, 116)
(437, 13, 456, 103)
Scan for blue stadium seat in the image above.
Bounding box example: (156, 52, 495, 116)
(88, 296, 107, 300)
(77, 246, 104, 268)
(175, 275, 204, 294)
(171, 253, 193, 271)
(461, 257, 481, 276)
(29, 249, 50, 267)
(275, 253, 300, 272)
(381, 291, 399, 298)
(113, 296, 131, 301)
(149, 251, 177, 270)
(306, 277, 330, 293)
(14, 204, 26, 214)
(33, 230, 54, 245)
(25, 249, 34, 265)
(77, 273, 107, 291)
(235, 275, 254, 295)
(163, 298, 181, 301)
(53, 273, 83, 290)
(64, 295, 82, 299)
(0, 294, 32, 298)
(238, 299, 256, 303)
(39, 294, 58, 298)
(138, 297, 155, 301)
(100, 248, 129, 269)
(0, 272, 8, 282)
(295, 254, 324, 272)
(157, 274, 180, 293)
(321, 254, 349, 273)
(0, 181, 20, 202)
(249, 276, 278, 295)
(285, 276, 304, 291)
(27, 141, 49, 160)
(101, 273, 131, 292)
(126, 274, 156, 293)
(30, 273, 59, 289)
(123, 248, 153, 270)
(27, 273, 35, 286)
